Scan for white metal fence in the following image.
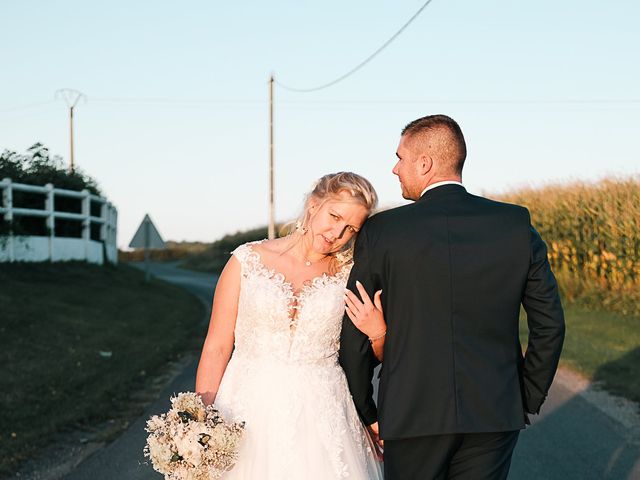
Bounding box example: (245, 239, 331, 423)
(0, 178, 117, 265)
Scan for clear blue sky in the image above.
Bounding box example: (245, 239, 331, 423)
(1, 0, 638, 248)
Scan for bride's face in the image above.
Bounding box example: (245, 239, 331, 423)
(306, 191, 369, 255)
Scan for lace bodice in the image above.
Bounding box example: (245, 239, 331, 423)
(231, 240, 352, 364)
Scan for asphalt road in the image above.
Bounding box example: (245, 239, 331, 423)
(63, 262, 640, 480)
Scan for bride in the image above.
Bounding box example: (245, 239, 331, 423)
(195, 172, 384, 479)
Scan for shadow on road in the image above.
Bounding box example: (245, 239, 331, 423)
(593, 347, 640, 407)
(511, 348, 640, 479)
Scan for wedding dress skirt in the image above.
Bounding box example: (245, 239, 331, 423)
(213, 242, 383, 479)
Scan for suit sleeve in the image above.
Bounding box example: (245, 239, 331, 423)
(522, 223, 566, 414)
(339, 224, 380, 425)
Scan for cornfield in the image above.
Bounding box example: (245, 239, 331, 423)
(496, 177, 640, 316)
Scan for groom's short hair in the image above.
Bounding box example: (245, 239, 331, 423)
(401, 114, 467, 175)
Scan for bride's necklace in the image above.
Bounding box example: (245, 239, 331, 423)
(302, 251, 329, 267)
(294, 240, 330, 267)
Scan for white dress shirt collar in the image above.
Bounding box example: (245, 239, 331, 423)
(420, 180, 464, 198)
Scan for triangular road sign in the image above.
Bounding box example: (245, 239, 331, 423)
(129, 214, 166, 249)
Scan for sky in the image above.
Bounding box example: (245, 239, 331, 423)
(1, 0, 638, 249)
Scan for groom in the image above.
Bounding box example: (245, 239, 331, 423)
(339, 114, 565, 479)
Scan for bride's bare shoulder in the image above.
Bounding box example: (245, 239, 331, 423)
(250, 237, 291, 257)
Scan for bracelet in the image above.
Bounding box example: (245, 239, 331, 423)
(368, 330, 386, 343)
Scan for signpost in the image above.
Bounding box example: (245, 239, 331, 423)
(129, 214, 166, 282)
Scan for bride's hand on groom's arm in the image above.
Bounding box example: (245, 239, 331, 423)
(344, 281, 386, 361)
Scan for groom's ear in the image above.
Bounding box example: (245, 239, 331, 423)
(418, 155, 433, 175)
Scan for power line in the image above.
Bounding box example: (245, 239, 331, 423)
(293, 98, 640, 105)
(1, 96, 639, 116)
(0, 100, 57, 113)
(275, 0, 435, 93)
(89, 97, 263, 105)
(75, 97, 640, 105)
(77, 97, 640, 107)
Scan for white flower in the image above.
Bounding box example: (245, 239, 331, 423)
(175, 427, 204, 467)
(146, 435, 174, 473)
(147, 415, 166, 432)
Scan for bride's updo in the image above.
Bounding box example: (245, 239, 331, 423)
(288, 172, 378, 265)
(309, 172, 378, 213)
(305, 172, 378, 214)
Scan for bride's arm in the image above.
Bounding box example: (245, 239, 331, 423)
(195, 256, 241, 405)
(344, 281, 386, 362)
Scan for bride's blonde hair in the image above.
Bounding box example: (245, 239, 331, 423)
(285, 172, 378, 270)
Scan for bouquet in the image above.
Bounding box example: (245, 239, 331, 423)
(144, 392, 245, 479)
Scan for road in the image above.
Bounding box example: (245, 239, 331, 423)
(62, 263, 640, 479)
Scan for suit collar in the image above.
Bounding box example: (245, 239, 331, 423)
(420, 181, 464, 197)
(417, 183, 467, 203)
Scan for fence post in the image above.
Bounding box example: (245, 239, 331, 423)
(110, 204, 118, 265)
(99, 202, 107, 242)
(99, 201, 107, 264)
(45, 183, 54, 262)
(2, 178, 14, 262)
(82, 189, 90, 262)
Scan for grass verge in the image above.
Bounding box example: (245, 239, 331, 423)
(0, 262, 204, 476)
(521, 304, 640, 404)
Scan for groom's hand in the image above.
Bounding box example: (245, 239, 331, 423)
(367, 422, 384, 460)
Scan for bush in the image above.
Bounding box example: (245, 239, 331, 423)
(118, 241, 211, 263)
(180, 226, 283, 273)
(0, 143, 102, 237)
(0, 143, 101, 194)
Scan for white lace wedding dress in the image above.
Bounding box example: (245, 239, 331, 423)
(213, 241, 383, 479)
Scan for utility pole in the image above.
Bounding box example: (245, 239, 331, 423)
(55, 89, 86, 174)
(268, 75, 275, 239)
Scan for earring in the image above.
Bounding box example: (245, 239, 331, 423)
(295, 221, 308, 234)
